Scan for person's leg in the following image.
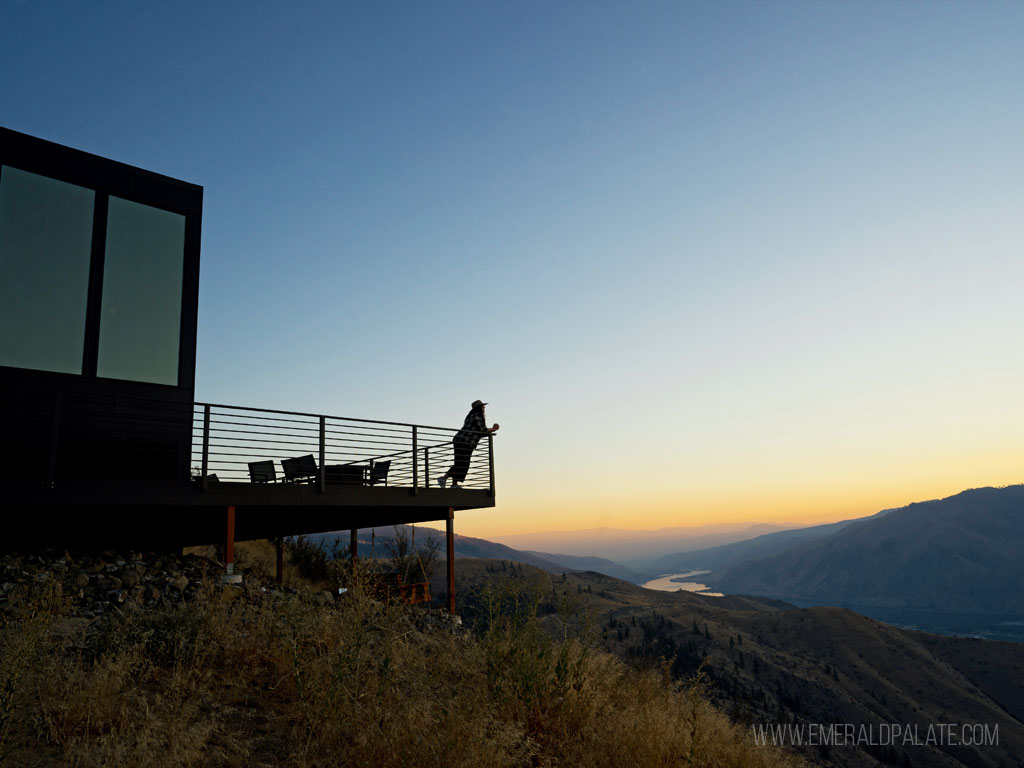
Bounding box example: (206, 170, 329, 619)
(450, 444, 471, 486)
(438, 438, 458, 488)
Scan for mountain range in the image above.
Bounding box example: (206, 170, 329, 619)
(714, 485, 1024, 617)
(307, 526, 647, 583)
(641, 507, 895, 578)
(490, 522, 799, 565)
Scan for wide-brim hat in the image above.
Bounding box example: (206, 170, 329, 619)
(472, 399, 488, 408)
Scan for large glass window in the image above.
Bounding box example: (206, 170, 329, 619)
(97, 196, 185, 385)
(0, 166, 95, 374)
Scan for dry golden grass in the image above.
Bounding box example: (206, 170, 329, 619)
(0, 563, 806, 767)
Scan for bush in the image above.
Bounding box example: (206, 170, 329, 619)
(287, 534, 332, 583)
(385, 525, 440, 583)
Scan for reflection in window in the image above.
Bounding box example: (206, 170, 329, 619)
(97, 196, 185, 385)
(0, 166, 95, 374)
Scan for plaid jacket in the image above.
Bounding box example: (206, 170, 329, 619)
(454, 410, 487, 448)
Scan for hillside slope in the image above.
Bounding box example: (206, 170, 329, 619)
(444, 558, 1024, 768)
(0, 547, 806, 768)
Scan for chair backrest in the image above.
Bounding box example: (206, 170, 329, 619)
(248, 460, 276, 483)
(369, 460, 391, 486)
(282, 454, 318, 482)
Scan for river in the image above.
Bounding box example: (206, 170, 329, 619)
(642, 570, 723, 597)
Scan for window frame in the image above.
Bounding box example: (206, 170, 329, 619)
(0, 128, 203, 392)
(0, 165, 97, 375)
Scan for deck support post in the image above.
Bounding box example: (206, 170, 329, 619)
(350, 529, 358, 562)
(446, 507, 456, 615)
(275, 536, 284, 584)
(221, 505, 242, 584)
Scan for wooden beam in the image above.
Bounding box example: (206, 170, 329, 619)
(350, 528, 358, 562)
(219, 505, 243, 584)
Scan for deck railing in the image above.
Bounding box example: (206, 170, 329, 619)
(19, 388, 493, 494)
(191, 402, 494, 493)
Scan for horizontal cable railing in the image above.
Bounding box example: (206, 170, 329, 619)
(191, 402, 494, 493)
(13, 385, 494, 495)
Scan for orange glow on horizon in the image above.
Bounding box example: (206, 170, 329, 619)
(449, 466, 1023, 541)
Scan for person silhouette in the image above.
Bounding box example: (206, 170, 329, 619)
(437, 399, 499, 488)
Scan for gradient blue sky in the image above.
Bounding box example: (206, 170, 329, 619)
(3, 1, 1022, 538)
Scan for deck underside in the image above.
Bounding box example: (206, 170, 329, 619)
(5, 482, 493, 549)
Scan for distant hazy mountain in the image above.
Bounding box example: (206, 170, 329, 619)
(642, 508, 894, 578)
(447, 533, 577, 573)
(715, 485, 1024, 615)
(491, 522, 800, 565)
(308, 525, 642, 581)
(522, 551, 646, 583)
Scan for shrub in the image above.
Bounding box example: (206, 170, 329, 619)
(385, 525, 440, 583)
(287, 534, 332, 583)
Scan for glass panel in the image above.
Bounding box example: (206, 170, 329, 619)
(0, 166, 95, 374)
(97, 196, 185, 385)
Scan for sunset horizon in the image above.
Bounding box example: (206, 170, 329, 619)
(428, 474, 1024, 541)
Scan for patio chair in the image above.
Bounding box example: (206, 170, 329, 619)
(248, 460, 278, 483)
(281, 454, 318, 483)
(368, 460, 391, 486)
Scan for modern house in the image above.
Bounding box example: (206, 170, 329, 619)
(0, 127, 495, 605)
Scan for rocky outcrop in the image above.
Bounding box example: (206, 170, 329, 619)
(0, 548, 467, 635)
(0, 549, 221, 618)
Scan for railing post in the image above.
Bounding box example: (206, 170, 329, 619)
(319, 415, 326, 493)
(488, 432, 495, 496)
(201, 404, 210, 492)
(412, 426, 418, 493)
(424, 447, 429, 488)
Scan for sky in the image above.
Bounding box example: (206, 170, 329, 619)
(3, 1, 1022, 540)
